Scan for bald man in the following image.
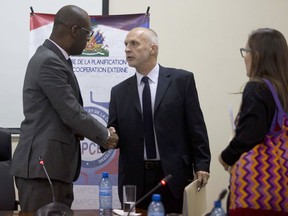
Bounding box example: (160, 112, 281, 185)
(107, 27, 211, 213)
(10, 5, 118, 211)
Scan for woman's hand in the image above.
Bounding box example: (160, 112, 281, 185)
(218, 154, 229, 171)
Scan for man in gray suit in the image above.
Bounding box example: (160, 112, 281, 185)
(108, 27, 210, 213)
(10, 5, 118, 211)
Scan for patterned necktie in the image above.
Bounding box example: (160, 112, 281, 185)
(142, 76, 156, 159)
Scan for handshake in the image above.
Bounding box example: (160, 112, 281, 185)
(104, 126, 119, 149)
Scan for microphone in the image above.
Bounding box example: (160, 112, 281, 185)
(205, 189, 228, 216)
(127, 174, 173, 216)
(218, 189, 227, 201)
(34, 156, 73, 216)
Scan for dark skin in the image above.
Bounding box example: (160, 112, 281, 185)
(49, 5, 118, 148)
(49, 5, 91, 56)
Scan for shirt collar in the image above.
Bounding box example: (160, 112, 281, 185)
(48, 39, 70, 60)
(136, 64, 159, 86)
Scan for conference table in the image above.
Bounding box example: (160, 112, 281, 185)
(0, 209, 147, 216)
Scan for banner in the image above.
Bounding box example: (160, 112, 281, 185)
(30, 12, 149, 209)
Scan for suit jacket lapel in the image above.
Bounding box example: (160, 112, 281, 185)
(155, 66, 172, 112)
(127, 75, 142, 115)
(43, 39, 83, 106)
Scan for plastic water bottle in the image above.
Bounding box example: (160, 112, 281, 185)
(99, 172, 112, 215)
(147, 194, 165, 216)
(210, 200, 226, 216)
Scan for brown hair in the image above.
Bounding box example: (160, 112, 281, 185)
(248, 28, 288, 111)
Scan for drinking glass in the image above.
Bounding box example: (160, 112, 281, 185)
(123, 185, 137, 213)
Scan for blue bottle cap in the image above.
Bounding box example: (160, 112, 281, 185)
(214, 200, 221, 208)
(102, 172, 109, 178)
(152, 194, 161, 201)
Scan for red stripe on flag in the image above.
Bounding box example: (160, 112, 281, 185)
(30, 13, 55, 31)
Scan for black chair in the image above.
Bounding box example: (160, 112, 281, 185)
(0, 128, 18, 210)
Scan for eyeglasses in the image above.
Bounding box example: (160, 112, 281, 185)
(240, 48, 253, 58)
(75, 25, 94, 38)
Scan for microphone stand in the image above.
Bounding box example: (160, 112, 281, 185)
(39, 156, 56, 203)
(127, 175, 172, 216)
(35, 156, 73, 216)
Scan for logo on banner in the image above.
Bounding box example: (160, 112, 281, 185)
(82, 22, 109, 57)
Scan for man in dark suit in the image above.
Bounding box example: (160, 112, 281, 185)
(108, 27, 211, 213)
(10, 5, 118, 212)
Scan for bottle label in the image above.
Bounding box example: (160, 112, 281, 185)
(100, 190, 112, 196)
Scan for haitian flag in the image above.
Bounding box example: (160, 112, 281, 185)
(30, 12, 150, 209)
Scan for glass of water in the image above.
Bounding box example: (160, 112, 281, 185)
(123, 185, 137, 213)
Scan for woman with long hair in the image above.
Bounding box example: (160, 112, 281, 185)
(219, 28, 288, 216)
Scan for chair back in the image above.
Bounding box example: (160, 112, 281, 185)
(0, 128, 17, 210)
(0, 128, 12, 161)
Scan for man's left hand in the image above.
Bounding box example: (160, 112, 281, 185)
(196, 170, 210, 191)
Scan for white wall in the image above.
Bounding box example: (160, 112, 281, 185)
(109, 0, 288, 211)
(7, 0, 288, 212)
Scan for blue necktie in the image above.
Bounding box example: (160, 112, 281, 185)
(142, 76, 156, 159)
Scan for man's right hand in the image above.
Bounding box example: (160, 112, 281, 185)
(104, 127, 118, 149)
